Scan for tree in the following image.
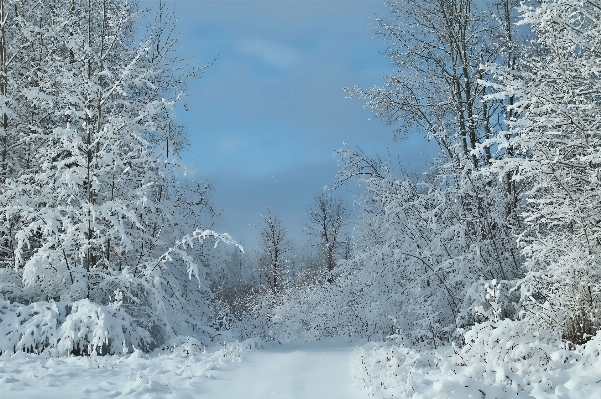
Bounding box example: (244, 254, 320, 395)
(0, 0, 59, 267)
(257, 208, 292, 293)
(483, 0, 601, 340)
(334, 0, 529, 345)
(338, 233, 353, 262)
(305, 193, 349, 279)
(0, 0, 237, 352)
(346, 0, 523, 171)
(2, 0, 175, 298)
(227, 245, 243, 287)
(344, 0, 525, 269)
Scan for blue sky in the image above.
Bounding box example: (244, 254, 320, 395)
(147, 0, 438, 250)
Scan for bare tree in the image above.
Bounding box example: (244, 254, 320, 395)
(257, 208, 291, 293)
(305, 193, 349, 280)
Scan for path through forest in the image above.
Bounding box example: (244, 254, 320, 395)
(199, 341, 363, 399)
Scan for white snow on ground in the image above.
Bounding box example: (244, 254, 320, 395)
(0, 339, 248, 399)
(201, 341, 363, 399)
(0, 340, 363, 399)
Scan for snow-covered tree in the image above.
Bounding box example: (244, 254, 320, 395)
(304, 193, 349, 280)
(0, 0, 238, 353)
(256, 209, 292, 293)
(0, 0, 62, 267)
(330, 0, 528, 346)
(346, 0, 523, 172)
(329, 148, 523, 345)
(483, 0, 601, 340)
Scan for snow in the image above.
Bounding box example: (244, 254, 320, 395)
(201, 341, 363, 399)
(354, 323, 601, 399)
(1, 2, 601, 399)
(0, 340, 246, 399)
(0, 340, 363, 399)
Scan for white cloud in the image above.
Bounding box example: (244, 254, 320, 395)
(235, 39, 301, 68)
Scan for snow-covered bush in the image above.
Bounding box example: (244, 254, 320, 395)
(0, 299, 64, 355)
(355, 319, 601, 399)
(261, 277, 366, 342)
(54, 300, 151, 355)
(0, 229, 241, 356)
(0, 299, 150, 355)
(239, 147, 523, 346)
(457, 279, 522, 331)
(0, 268, 22, 302)
(158, 335, 248, 362)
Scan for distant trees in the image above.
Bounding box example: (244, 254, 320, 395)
(226, 245, 244, 287)
(257, 209, 292, 293)
(305, 193, 349, 279)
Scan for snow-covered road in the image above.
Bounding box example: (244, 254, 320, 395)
(200, 342, 363, 399)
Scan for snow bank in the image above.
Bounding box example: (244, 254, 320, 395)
(354, 320, 601, 398)
(0, 337, 253, 399)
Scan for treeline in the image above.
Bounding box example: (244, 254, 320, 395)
(211, 195, 352, 323)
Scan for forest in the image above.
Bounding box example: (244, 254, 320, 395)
(0, 0, 600, 398)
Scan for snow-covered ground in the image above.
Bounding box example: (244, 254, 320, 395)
(0, 340, 363, 399)
(201, 341, 363, 399)
(0, 340, 247, 399)
(4, 329, 601, 399)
